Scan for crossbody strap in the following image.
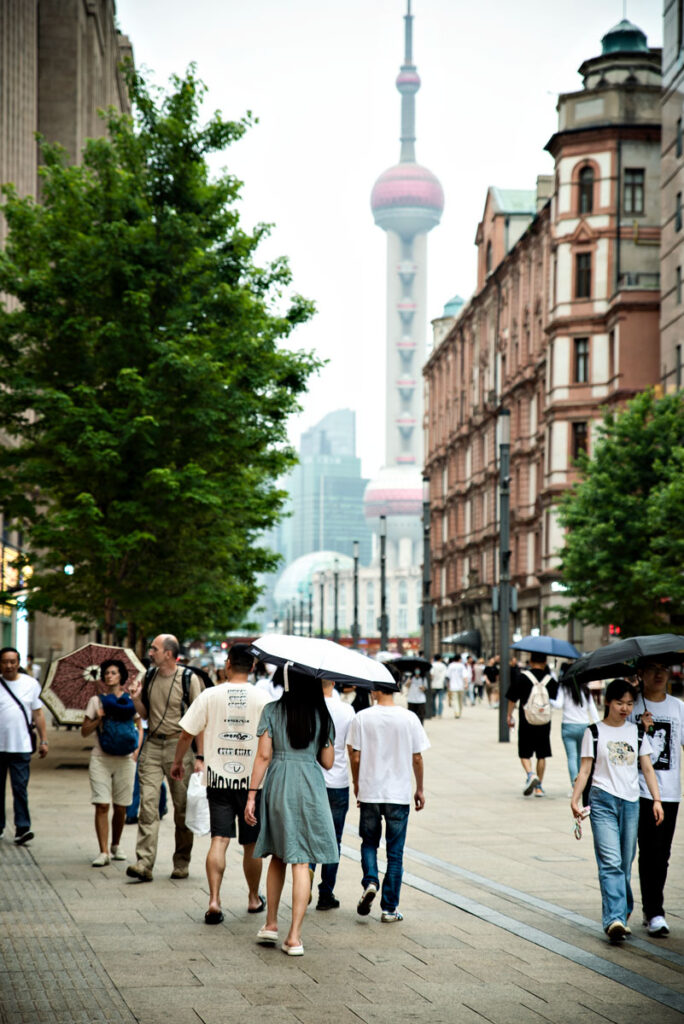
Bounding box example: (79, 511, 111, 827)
(0, 676, 34, 739)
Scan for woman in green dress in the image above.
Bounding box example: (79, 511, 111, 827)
(245, 667, 337, 956)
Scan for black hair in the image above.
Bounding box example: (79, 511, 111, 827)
(228, 643, 254, 671)
(561, 668, 591, 707)
(0, 647, 20, 659)
(100, 658, 128, 686)
(277, 666, 333, 750)
(254, 660, 269, 678)
(603, 679, 638, 717)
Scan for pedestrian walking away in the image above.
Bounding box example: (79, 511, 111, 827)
(483, 655, 500, 708)
(631, 658, 684, 938)
(447, 656, 465, 717)
(429, 655, 447, 717)
(506, 655, 558, 797)
(81, 659, 142, 866)
(405, 668, 427, 724)
(550, 672, 600, 788)
(245, 667, 338, 957)
(309, 677, 355, 910)
(172, 643, 269, 923)
(127, 634, 204, 881)
(348, 670, 430, 923)
(571, 680, 663, 943)
(0, 647, 48, 844)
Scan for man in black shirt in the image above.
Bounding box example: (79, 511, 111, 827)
(506, 656, 558, 797)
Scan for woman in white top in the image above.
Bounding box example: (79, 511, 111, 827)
(571, 680, 662, 943)
(551, 674, 600, 785)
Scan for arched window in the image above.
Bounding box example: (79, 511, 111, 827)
(398, 579, 408, 606)
(485, 240, 493, 275)
(578, 166, 594, 215)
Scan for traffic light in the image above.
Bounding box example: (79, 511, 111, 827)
(608, 624, 621, 636)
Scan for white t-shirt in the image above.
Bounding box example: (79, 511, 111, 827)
(179, 683, 270, 790)
(631, 694, 684, 803)
(550, 684, 600, 725)
(430, 661, 447, 690)
(447, 661, 465, 692)
(254, 677, 284, 701)
(348, 704, 430, 804)
(581, 721, 653, 802)
(406, 677, 427, 704)
(321, 694, 355, 788)
(0, 673, 42, 753)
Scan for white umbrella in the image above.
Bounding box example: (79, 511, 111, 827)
(247, 635, 399, 690)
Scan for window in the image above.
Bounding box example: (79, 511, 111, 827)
(574, 337, 589, 383)
(677, 344, 683, 391)
(676, 193, 682, 232)
(578, 166, 594, 214)
(366, 581, 374, 606)
(486, 240, 492, 275)
(572, 421, 588, 459)
(624, 169, 644, 215)
(398, 579, 408, 605)
(678, 267, 682, 305)
(575, 253, 592, 299)
(678, 117, 683, 159)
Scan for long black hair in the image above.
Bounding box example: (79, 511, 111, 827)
(273, 666, 333, 750)
(560, 665, 591, 707)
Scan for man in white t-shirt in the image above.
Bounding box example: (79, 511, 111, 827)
(172, 644, 270, 924)
(447, 657, 465, 717)
(309, 679, 355, 910)
(0, 646, 48, 844)
(430, 655, 447, 717)
(348, 677, 430, 923)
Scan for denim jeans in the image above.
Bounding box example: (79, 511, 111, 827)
(127, 763, 168, 819)
(0, 752, 32, 833)
(432, 689, 445, 716)
(309, 786, 349, 896)
(359, 802, 410, 912)
(589, 785, 640, 931)
(561, 722, 588, 784)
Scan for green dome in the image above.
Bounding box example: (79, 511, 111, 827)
(601, 19, 648, 55)
(443, 294, 464, 317)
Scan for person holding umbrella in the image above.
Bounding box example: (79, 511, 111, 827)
(245, 666, 337, 956)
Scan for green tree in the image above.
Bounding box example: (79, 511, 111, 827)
(0, 67, 319, 644)
(555, 390, 684, 636)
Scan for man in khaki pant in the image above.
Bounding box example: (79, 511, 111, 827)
(127, 634, 204, 881)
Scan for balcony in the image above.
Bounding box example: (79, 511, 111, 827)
(616, 272, 660, 291)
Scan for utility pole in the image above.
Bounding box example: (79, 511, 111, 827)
(333, 558, 339, 642)
(498, 409, 511, 743)
(352, 540, 360, 649)
(422, 475, 433, 718)
(379, 515, 388, 650)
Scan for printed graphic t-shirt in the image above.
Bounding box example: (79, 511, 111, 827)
(179, 682, 270, 790)
(631, 694, 684, 802)
(581, 720, 653, 802)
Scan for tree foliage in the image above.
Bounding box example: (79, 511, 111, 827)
(555, 390, 684, 636)
(0, 67, 319, 642)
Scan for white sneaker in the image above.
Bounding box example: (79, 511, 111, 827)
(110, 846, 126, 861)
(647, 915, 670, 937)
(91, 852, 110, 867)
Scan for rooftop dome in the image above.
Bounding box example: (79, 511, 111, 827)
(273, 551, 353, 605)
(371, 163, 444, 237)
(601, 18, 648, 55)
(442, 294, 464, 317)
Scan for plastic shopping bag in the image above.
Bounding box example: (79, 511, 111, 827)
(185, 771, 210, 835)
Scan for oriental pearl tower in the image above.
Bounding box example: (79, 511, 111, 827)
(364, 1, 444, 571)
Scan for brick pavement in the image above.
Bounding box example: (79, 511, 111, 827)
(1, 697, 684, 1024)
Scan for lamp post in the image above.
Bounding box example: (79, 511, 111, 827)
(352, 540, 360, 649)
(498, 409, 511, 743)
(299, 596, 304, 639)
(333, 558, 340, 642)
(379, 515, 388, 650)
(319, 574, 325, 638)
(308, 584, 313, 637)
(422, 475, 434, 719)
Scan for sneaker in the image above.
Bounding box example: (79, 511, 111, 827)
(170, 867, 189, 879)
(606, 920, 627, 942)
(110, 846, 126, 861)
(316, 894, 340, 911)
(126, 864, 153, 882)
(91, 852, 110, 867)
(124, 816, 138, 825)
(357, 883, 377, 916)
(381, 910, 404, 923)
(523, 772, 540, 796)
(533, 786, 545, 798)
(647, 915, 670, 937)
(624, 925, 632, 936)
(14, 830, 34, 845)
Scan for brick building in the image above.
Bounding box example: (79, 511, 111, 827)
(424, 20, 661, 658)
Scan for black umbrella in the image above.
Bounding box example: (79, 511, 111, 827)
(563, 634, 684, 685)
(392, 656, 432, 677)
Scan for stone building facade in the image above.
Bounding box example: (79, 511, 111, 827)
(0, 0, 132, 664)
(661, 0, 684, 391)
(424, 21, 662, 658)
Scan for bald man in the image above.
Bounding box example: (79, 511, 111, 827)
(127, 634, 204, 881)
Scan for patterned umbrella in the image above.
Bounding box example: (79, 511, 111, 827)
(41, 642, 145, 726)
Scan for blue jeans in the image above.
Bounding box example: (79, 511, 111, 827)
(359, 802, 410, 912)
(0, 752, 32, 833)
(589, 786, 640, 931)
(561, 722, 588, 783)
(432, 689, 445, 716)
(309, 786, 349, 896)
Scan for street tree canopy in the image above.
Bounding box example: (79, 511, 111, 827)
(0, 67, 319, 643)
(555, 389, 684, 636)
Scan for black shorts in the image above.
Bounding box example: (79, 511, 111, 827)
(517, 717, 552, 760)
(207, 787, 260, 844)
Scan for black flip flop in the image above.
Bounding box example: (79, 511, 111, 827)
(247, 895, 266, 914)
(204, 910, 224, 925)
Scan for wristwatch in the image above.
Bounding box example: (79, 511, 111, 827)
(195, 754, 204, 762)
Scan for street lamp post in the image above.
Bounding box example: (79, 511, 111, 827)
(299, 597, 304, 639)
(333, 558, 339, 642)
(352, 540, 360, 650)
(319, 575, 325, 638)
(498, 409, 511, 743)
(422, 475, 434, 719)
(379, 515, 388, 650)
(308, 585, 313, 638)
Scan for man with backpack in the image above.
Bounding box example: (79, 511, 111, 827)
(127, 634, 204, 881)
(506, 655, 558, 797)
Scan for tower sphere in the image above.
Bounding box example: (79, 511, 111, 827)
(371, 163, 444, 236)
(396, 69, 421, 93)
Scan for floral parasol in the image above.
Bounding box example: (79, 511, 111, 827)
(41, 642, 145, 726)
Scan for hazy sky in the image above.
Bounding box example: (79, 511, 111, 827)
(116, 0, 662, 478)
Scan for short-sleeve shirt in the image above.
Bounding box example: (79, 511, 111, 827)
(631, 693, 684, 802)
(179, 682, 270, 789)
(348, 704, 430, 804)
(506, 667, 559, 706)
(146, 667, 203, 738)
(321, 695, 355, 788)
(430, 662, 447, 690)
(0, 673, 42, 753)
(581, 721, 653, 802)
(84, 693, 140, 757)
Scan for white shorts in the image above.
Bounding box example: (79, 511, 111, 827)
(89, 753, 136, 806)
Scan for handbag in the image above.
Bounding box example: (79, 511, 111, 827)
(0, 676, 37, 753)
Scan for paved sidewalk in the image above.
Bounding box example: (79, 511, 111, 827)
(1, 697, 683, 1024)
